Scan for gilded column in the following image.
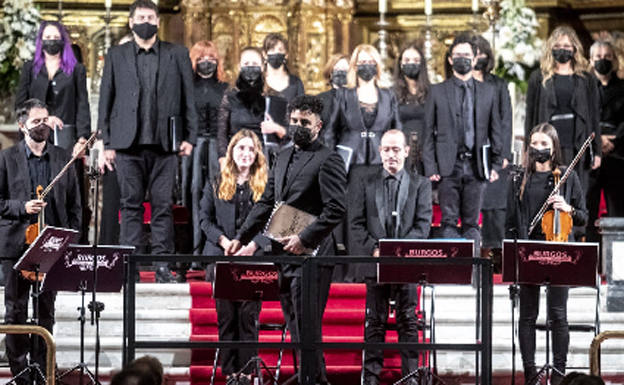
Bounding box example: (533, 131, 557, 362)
(181, 0, 209, 48)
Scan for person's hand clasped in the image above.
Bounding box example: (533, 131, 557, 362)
(429, 174, 441, 182)
(225, 239, 242, 256)
(234, 241, 258, 256)
(278, 235, 306, 255)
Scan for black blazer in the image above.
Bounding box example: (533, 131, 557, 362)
(317, 87, 338, 143)
(0, 142, 82, 260)
(98, 41, 198, 151)
(325, 87, 402, 166)
(525, 70, 601, 160)
(236, 140, 347, 259)
(505, 166, 587, 241)
(199, 180, 270, 256)
(15, 61, 91, 148)
(348, 166, 432, 277)
(422, 77, 503, 179)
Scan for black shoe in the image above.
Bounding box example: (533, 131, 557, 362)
(154, 267, 175, 283)
(551, 371, 565, 385)
(237, 376, 251, 385)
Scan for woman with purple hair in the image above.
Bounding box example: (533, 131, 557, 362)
(15, 20, 91, 154)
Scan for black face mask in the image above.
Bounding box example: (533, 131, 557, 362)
(452, 57, 473, 75)
(132, 22, 158, 40)
(267, 53, 286, 69)
(552, 48, 574, 64)
(401, 63, 421, 80)
(197, 61, 217, 77)
(42, 39, 63, 56)
(474, 57, 489, 72)
(357, 64, 377, 82)
(27, 123, 51, 143)
(288, 124, 315, 148)
(594, 59, 613, 76)
(331, 70, 347, 87)
(240, 66, 262, 85)
(529, 146, 552, 164)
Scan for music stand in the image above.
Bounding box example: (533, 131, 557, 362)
(11, 227, 79, 385)
(378, 239, 475, 385)
(502, 240, 598, 384)
(46, 245, 133, 385)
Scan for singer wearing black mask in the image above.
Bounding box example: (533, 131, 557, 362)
(471, 34, 513, 272)
(1, 99, 81, 382)
(317, 53, 349, 138)
(586, 40, 624, 242)
(217, 47, 276, 161)
(525, 26, 601, 199)
(393, 42, 430, 174)
(505, 123, 587, 385)
(98, 0, 198, 282)
(422, 32, 503, 253)
(227, 95, 347, 385)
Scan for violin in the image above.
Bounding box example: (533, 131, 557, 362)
(20, 132, 98, 281)
(528, 132, 594, 239)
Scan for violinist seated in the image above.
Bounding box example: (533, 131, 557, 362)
(504, 123, 587, 385)
(0, 98, 81, 384)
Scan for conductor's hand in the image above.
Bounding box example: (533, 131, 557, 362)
(179, 141, 193, 157)
(225, 239, 242, 256)
(25, 199, 47, 215)
(278, 235, 305, 255)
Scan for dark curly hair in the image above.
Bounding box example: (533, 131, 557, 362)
(449, 31, 477, 57)
(288, 95, 324, 117)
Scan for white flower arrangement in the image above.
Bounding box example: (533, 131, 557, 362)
(0, 0, 40, 95)
(485, 0, 543, 92)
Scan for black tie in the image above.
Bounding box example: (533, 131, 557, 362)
(461, 82, 475, 151)
(385, 176, 398, 238)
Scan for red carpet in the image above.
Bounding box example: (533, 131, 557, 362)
(189, 282, 427, 385)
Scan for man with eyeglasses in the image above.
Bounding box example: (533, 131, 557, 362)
(349, 129, 432, 385)
(0, 98, 82, 384)
(422, 31, 503, 256)
(98, 0, 198, 282)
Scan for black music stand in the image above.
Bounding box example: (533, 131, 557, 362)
(11, 227, 79, 385)
(502, 240, 598, 384)
(378, 239, 475, 385)
(211, 262, 282, 385)
(45, 245, 133, 385)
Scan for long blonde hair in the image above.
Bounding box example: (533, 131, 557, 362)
(218, 130, 267, 202)
(347, 44, 384, 88)
(541, 26, 588, 86)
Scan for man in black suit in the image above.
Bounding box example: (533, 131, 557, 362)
(98, 0, 197, 281)
(0, 99, 81, 384)
(227, 95, 347, 385)
(422, 32, 502, 249)
(349, 129, 432, 385)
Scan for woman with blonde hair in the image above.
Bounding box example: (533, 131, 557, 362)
(325, 44, 402, 172)
(525, 25, 601, 196)
(188, 40, 229, 255)
(199, 129, 269, 385)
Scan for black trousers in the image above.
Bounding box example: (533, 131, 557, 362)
(438, 158, 486, 248)
(279, 266, 333, 384)
(116, 148, 176, 260)
(519, 284, 569, 373)
(586, 155, 624, 243)
(363, 282, 419, 385)
(2, 261, 56, 382)
(216, 299, 262, 375)
(99, 168, 120, 245)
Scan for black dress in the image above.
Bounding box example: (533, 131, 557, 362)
(16, 61, 91, 149)
(317, 87, 338, 142)
(397, 100, 425, 174)
(266, 73, 304, 101)
(217, 88, 265, 157)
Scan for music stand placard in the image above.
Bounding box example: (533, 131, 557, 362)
(502, 239, 598, 287)
(42, 245, 134, 292)
(14, 226, 80, 274)
(378, 239, 474, 284)
(213, 262, 279, 301)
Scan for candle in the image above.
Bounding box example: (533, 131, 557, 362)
(379, 0, 387, 14)
(425, 0, 432, 15)
(105, 0, 111, 8)
(472, 0, 479, 12)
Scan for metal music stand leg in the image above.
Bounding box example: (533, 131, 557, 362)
(529, 283, 564, 385)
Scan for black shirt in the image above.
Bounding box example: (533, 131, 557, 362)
(135, 40, 159, 145)
(194, 75, 228, 138)
(383, 168, 404, 238)
(525, 170, 552, 240)
(234, 182, 253, 232)
(23, 142, 57, 225)
(598, 76, 624, 135)
(552, 74, 575, 148)
(267, 74, 305, 102)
